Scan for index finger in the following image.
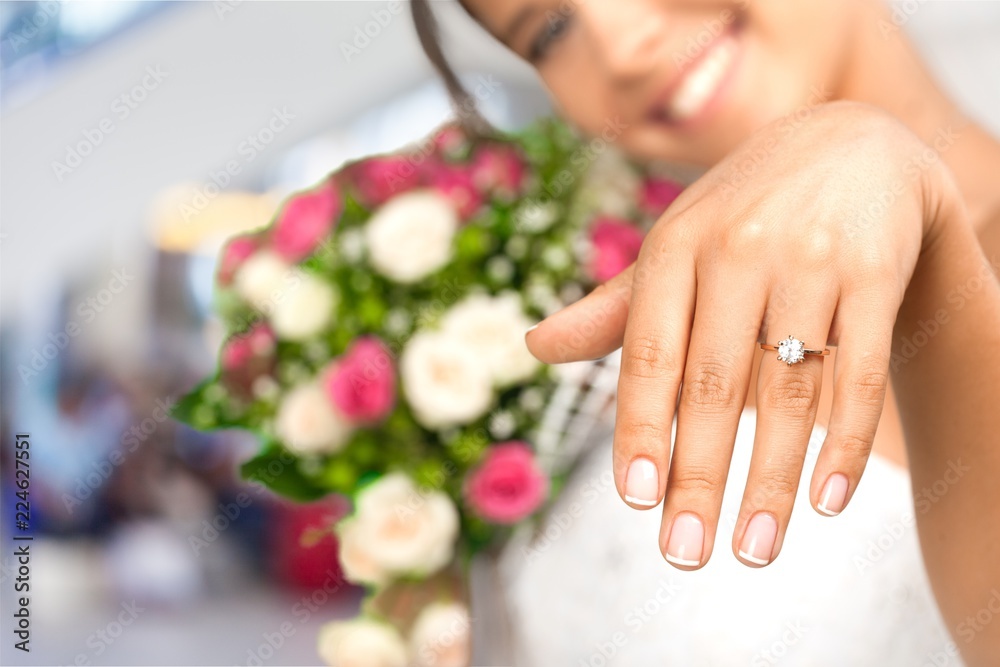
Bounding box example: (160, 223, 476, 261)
(525, 265, 634, 364)
(614, 240, 696, 509)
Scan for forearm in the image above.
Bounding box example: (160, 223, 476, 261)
(891, 180, 1000, 664)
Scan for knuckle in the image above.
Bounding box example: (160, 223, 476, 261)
(755, 467, 800, 499)
(720, 220, 767, 258)
(682, 361, 743, 413)
(617, 418, 669, 447)
(845, 249, 898, 290)
(623, 334, 678, 380)
(835, 432, 874, 459)
(802, 229, 835, 268)
(670, 464, 725, 495)
(845, 367, 889, 405)
(760, 371, 820, 412)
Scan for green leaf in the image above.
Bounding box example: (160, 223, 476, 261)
(172, 378, 219, 428)
(239, 447, 329, 502)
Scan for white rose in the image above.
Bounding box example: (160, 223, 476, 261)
(441, 292, 540, 386)
(233, 250, 292, 308)
(338, 473, 458, 585)
(275, 382, 351, 454)
(337, 517, 389, 588)
(317, 618, 407, 667)
(365, 190, 457, 283)
(271, 272, 335, 341)
(400, 331, 493, 428)
(410, 602, 471, 667)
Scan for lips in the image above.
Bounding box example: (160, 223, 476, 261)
(649, 26, 741, 126)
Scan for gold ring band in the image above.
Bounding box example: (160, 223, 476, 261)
(760, 335, 830, 365)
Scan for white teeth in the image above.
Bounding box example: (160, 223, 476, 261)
(667, 36, 737, 122)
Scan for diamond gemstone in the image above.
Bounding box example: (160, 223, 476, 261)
(777, 336, 805, 365)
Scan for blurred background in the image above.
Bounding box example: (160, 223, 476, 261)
(0, 1, 998, 665)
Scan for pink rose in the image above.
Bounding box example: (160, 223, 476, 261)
(428, 162, 482, 221)
(432, 125, 468, 158)
(222, 323, 276, 370)
(218, 235, 258, 286)
(465, 442, 549, 524)
(346, 156, 421, 207)
(324, 337, 396, 423)
(588, 216, 645, 282)
(640, 177, 684, 218)
(220, 323, 276, 394)
(471, 145, 526, 199)
(272, 184, 341, 261)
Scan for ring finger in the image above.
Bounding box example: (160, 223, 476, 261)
(734, 291, 837, 567)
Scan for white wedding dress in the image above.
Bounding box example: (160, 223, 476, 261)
(503, 408, 963, 666)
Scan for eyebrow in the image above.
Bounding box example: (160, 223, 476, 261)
(501, 4, 540, 46)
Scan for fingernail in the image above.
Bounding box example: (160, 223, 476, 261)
(525, 324, 539, 336)
(738, 512, 778, 566)
(664, 512, 704, 567)
(624, 457, 659, 507)
(817, 473, 849, 516)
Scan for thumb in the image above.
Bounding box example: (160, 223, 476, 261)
(525, 264, 634, 364)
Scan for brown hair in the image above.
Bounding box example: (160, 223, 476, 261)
(410, 0, 493, 136)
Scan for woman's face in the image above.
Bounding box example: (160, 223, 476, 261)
(462, 0, 861, 166)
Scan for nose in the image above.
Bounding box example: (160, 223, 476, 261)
(581, 0, 666, 83)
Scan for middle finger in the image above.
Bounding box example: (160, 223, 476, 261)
(659, 267, 766, 569)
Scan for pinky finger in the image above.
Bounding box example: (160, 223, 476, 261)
(810, 299, 895, 517)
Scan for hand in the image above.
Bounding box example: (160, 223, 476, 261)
(526, 101, 943, 569)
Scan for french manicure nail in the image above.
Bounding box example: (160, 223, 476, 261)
(665, 512, 704, 567)
(817, 473, 849, 516)
(624, 457, 659, 507)
(738, 512, 778, 566)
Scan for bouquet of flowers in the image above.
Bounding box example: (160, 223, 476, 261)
(175, 117, 683, 666)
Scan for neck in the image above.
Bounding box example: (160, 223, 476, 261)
(837, 1, 1000, 229)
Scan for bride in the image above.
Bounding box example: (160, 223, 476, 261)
(409, 0, 1000, 664)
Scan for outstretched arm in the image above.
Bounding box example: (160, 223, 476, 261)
(524, 101, 1000, 663)
(892, 168, 1000, 665)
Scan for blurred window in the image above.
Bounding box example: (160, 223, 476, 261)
(0, 0, 169, 104)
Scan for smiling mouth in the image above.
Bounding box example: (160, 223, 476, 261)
(649, 22, 742, 126)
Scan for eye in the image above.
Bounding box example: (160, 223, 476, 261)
(527, 12, 573, 62)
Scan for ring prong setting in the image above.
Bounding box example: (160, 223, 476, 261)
(776, 335, 806, 365)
